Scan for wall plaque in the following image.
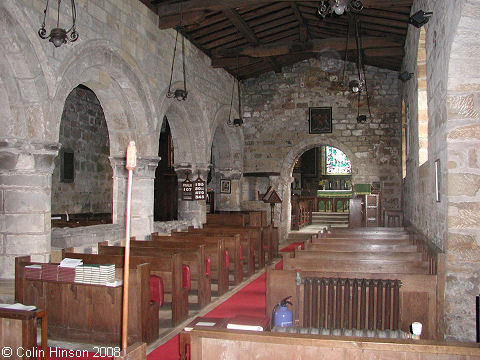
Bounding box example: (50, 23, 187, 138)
(193, 176, 206, 200)
(182, 176, 193, 201)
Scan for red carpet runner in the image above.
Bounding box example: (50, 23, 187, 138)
(147, 273, 266, 360)
(147, 241, 297, 359)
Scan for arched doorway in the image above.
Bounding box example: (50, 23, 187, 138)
(51, 85, 113, 225)
(154, 116, 178, 221)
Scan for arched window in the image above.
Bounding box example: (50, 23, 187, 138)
(417, 27, 429, 166)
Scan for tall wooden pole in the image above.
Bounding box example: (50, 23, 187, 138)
(122, 141, 136, 350)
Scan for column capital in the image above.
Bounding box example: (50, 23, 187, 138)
(173, 163, 193, 181)
(216, 167, 242, 180)
(0, 138, 60, 174)
(109, 156, 160, 179)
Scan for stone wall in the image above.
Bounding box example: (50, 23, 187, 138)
(241, 57, 402, 215)
(52, 86, 112, 215)
(402, 0, 480, 342)
(0, 0, 237, 278)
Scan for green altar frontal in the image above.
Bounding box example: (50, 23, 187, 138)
(316, 190, 353, 212)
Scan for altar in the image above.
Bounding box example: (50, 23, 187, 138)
(316, 190, 353, 212)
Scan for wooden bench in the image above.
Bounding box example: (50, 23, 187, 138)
(15, 256, 159, 345)
(149, 235, 230, 296)
(282, 256, 429, 275)
(266, 266, 442, 340)
(97, 242, 211, 309)
(206, 211, 279, 263)
(189, 328, 480, 360)
(294, 248, 423, 262)
(62, 251, 189, 327)
(158, 232, 245, 284)
(187, 225, 271, 268)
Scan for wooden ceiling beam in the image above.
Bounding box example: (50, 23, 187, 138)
(156, 0, 413, 17)
(212, 36, 401, 57)
(158, 10, 210, 29)
(222, 8, 282, 73)
(290, 2, 309, 42)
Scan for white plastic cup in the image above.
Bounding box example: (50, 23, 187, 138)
(411, 322, 422, 336)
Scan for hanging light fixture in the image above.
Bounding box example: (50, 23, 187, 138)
(226, 57, 243, 127)
(39, 0, 78, 47)
(166, 1, 188, 101)
(317, 0, 364, 18)
(351, 16, 371, 123)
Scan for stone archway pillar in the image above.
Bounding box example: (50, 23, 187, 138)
(269, 175, 294, 242)
(175, 163, 209, 228)
(109, 156, 159, 240)
(215, 168, 242, 211)
(0, 139, 60, 279)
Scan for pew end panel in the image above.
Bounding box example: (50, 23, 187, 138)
(189, 329, 480, 360)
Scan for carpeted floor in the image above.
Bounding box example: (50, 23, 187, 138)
(147, 241, 299, 360)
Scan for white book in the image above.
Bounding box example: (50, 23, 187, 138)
(0, 303, 37, 311)
(226, 323, 264, 331)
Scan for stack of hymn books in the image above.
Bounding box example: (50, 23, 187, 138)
(74, 264, 115, 285)
(24, 264, 42, 280)
(58, 258, 83, 282)
(41, 263, 60, 281)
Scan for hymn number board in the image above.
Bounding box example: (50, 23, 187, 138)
(193, 176, 206, 200)
(182, 177, 193, 201)
(181, 174, 206, 201)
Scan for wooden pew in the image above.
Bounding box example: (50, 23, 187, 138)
(15, 256, 159, 345)
(282, 255, 429, 275)
(155, 232, 244, 285)
(147, 235, 230, 296)
(266, 266, 442, 340)
(205, 211, 279, 263)
(97, 242, 211, 308)
(186, 225, 269, 269)
(189, 328, 480, 360)
(294, 248, 423, 262)
(62, 251, 189, 326)
(304, 242, 419, 253)
(173, 228, 255, 276)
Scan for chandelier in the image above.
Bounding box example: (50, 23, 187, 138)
(317, 0, 364, 18)
(39, 0, 78, 48)
(226, 57, 243, 127)
(166, 1, 188, 101)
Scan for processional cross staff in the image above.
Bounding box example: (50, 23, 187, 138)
(122, 141, 136, 350)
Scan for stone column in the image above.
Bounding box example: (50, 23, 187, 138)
(175, 163, 208, 228)
(216, 168, 242, 211)
(0, 139, 60, 279)
(109, 156, 159, 240)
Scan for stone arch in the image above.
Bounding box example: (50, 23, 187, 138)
(277, 136, 358, 239)
(210, 104, 244, 171)
(51, 40, 157, 156)
(0, 2, 53, 140)
(156, 85, 210, 166)
(445, 0, 480, 342)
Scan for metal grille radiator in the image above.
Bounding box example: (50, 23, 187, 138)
(303, 277, 402, 331)
(272, 326, 409, 339)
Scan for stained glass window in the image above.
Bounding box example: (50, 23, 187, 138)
(326, 146, 351, 174)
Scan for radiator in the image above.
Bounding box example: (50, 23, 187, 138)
(303, 277, 402, 331)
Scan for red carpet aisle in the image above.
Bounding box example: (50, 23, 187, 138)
(147, 241, 299, 360)
(147, 274, 266, 360)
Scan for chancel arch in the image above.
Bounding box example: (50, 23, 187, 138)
(277, 137, 358, 240)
